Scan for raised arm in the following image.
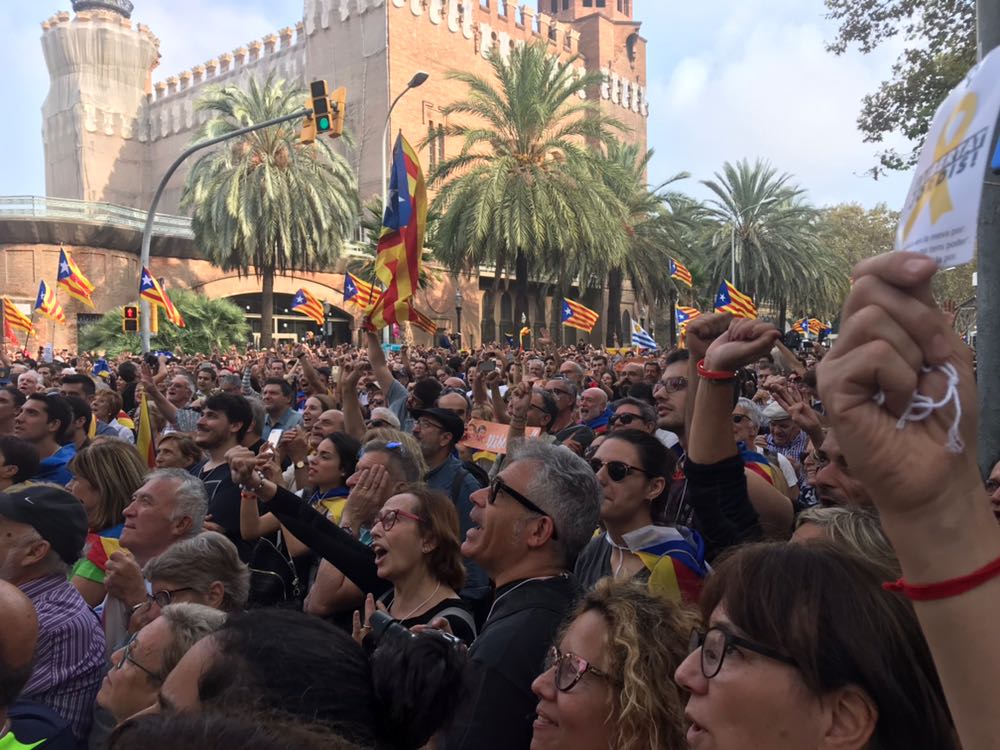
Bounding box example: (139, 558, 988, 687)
(366, 331, 396, 394)
(139, 362, 178, 425)
(339, 361, 367, 441)
(819, 252, 1000, 750)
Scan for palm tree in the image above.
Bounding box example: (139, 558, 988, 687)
(180, 74, 359, 347)
(592, 142, 698, 345)
(427, 42, 629, 331)
(700, 159, 846, 326)
(79, 291, 250, 356)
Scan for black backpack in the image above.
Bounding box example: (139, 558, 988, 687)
(247, 531, 302, 608)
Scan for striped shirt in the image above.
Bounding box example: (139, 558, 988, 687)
(766, 429, 810, 464)
(19, 575, 106, 743)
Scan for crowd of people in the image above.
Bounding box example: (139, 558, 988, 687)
(0, 251, 997, 749)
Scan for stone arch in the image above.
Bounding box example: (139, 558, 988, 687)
(481, 289, 496, 343)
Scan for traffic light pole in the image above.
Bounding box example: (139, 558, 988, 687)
(139, 107, 311, 352)
(977, 2, 1000, 475)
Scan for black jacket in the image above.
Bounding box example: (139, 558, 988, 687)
(442, 573, 578, 750)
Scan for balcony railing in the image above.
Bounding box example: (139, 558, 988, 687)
(0, 195, 194, 239)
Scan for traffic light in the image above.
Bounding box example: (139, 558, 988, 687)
(328, 87, 346, 138)
(310, 80, 333, 135)
(122, 305, 139, 333)
(299, 112, 316, 145)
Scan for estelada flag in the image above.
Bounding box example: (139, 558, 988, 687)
(714, 280, 757, 319)
(135, 392, 156, 469)
(2, 296, 34, 334)
(291, 288, 325, 325)
(57, 247, 96, 308)
(669, 258, 693, 287)
(364, 133, 426, 328)
(35, 280, 66, 324)
(561, 298, 599, 333)
(344, 273, 376, 308)
(675, 305, 701, 330)
(140, 267, 185, 327)
(407, 303, 437, 334)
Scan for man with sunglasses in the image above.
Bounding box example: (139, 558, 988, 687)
(608, 397, 657, 435)
(441, 440, 600, 750)
(543, 378, 595, 456)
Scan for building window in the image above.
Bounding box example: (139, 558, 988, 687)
(596, 0, 605, 6)
(585, 0, 593, 5)
(437, 124, 445, 164)
(563, 0, 570, 9)
(551, 0, 557, 12)
(428, 120, 437, 172)
(616, 0, 621, 9)
(624, 0, 629, 13)
(480, 0, 489, 8)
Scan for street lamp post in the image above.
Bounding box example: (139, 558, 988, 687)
(381, 71, 429, 216)
(454, 287, 464, 347)
(730, 196, 778, 288)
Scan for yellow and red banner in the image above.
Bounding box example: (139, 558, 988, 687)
(57, 247, 96, 308)
(140, 267, 185, 328)
(3, 296, 35, 334)
(561, 298, 599, 333)
(35, 280, 66, 324)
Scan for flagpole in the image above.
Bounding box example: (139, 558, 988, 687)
(138, 107, 311, 353)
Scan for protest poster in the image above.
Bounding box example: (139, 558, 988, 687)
(460, 419, 541, 454)
(896, 46, 1000, 267)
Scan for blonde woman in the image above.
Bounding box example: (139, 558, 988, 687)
(67, 440, 150, 606)
(532, 578, 695, 750)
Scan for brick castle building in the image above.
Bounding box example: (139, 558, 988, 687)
(2, 0, 648, 349)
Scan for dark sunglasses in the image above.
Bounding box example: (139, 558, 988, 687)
(542, 645, 616, 692)
(489, 477, 558, 539)
(732, 414, 750, 424)
(609, 413, 644, 427)
(588, 458, 649, 482)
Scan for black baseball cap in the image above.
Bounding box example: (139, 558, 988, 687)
(0, 485, 88, 564)
(411, 407, 466, 445)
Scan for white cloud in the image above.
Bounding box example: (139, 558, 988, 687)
(645, 2, 916, 208)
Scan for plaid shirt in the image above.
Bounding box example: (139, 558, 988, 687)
(766, 429, 810, 463)
(20, 575, 105, 742)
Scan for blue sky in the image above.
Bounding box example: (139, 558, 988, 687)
(0, 0, 913, 209)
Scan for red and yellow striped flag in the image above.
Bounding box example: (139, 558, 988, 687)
(57, 247, 96, 308)
(291, 288, 325, 325)
(561, 298, 600, 333)
(3, 296, 35, 334)
(35, 281, 66, 324)
(135, 393, 156, 469)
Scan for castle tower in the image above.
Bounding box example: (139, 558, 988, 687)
(40, 0, 159, 204)
(540, 0, 647, 153)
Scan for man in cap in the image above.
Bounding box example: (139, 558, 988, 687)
(411, 407, 488, 594)
(0, 484, 104, 742)
(762, 400, 809, 462)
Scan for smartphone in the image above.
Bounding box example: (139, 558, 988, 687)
(478, 360, 497, 374)
(266, 428, 284, 448)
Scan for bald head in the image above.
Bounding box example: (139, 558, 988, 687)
(579, 387, 609, 423)
(0, 580, 38, 709)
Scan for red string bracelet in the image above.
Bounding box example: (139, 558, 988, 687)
(696, 358, 737, 381)
(883, 553, 1000, 601)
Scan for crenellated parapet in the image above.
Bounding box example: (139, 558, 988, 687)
(142, 21, 307, 144)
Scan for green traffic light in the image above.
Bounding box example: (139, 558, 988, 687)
(318, 116, 331, 131)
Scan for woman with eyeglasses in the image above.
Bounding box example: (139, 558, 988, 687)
(574, 429, 709, 604)
(353, 484, 476, 644)
(531, 578, 694, 750)
(675, 542, 955, 750)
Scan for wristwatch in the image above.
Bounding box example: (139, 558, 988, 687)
(294, 459, 307, 470)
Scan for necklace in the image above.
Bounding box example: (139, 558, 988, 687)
(485, 574, 562, 623)
(392, 581, 441, 621)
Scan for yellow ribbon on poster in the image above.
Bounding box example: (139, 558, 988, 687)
(902, 93, 977, 241)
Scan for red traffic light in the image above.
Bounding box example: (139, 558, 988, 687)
(124, 306, 137, 318)
(123, 305, 139, 332)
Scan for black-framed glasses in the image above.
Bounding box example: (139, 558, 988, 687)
(609, 413, 643, 427)
(489, 477, 558, 539)
(543, 645, 616, 692)
(151, 587, 194, 608)
(113, 633, 162, 682)
(375, 507, 425, 531)
(689, 627, 797, 679)
(589, 458, 649, 483)
(657, 377, 688, 394)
